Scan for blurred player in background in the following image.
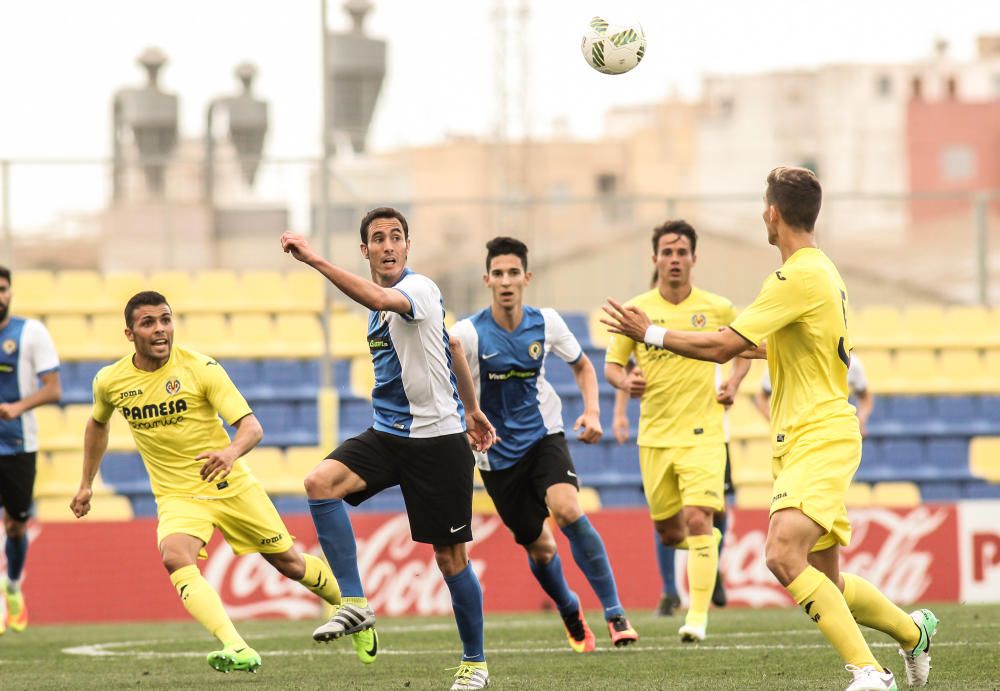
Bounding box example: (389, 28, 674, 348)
(70, 291, 343, 674)
(605, 221, 748, 642)
(602, 167, 936, 691)
(756, 354, 873, 437)
(451, 236, 638, 653)
(0, 267, 61, 635)
(282, 207, 497, 691)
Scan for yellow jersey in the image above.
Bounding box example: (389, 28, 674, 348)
(606, 286, 736, 448)
(729, 248, 859, 456)
(92, 345, 254, 499)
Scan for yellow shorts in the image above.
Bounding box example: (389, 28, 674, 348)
(769, 437, 861, 551)
(156, 481, 295, 557)
(639, 445, 726, 520)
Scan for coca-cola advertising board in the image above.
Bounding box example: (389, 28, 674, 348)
(5, 503, 993, 624)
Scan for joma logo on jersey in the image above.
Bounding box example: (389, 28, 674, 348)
(691, 313, 707, 328)
(119, 389, 143, 399)
(260, 533, 284, 545)
(165, 379, 181, 395)
(122, 398, 189, 420)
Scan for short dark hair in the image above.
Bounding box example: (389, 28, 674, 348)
(359, 207, 409, 244)
(485, 236, 529, 272)
(652, 220, 697, 255)
(125, 291, 170, 329)
(0, 266, 10, 285)
(766, 166, 822, 231)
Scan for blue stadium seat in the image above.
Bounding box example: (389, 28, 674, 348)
(339, 396, 373, 438)
(923, 438, 972, 479)
(59, 361, 110, 404)
(333, 359, 353, 395)
(221, 359, 260, 397)
(918, 480, 962, 502)
(979, 395, 1000, 424)
(881, 439, 926, 478)
(933, 395, 982, 433)
(544, 356, 576, 389)
(561, 313, 591, 349)
(568, 441, 606, 477)
(889, 396, 936, 433)
(128, 495, 159, 517)
(100, 452, 151, 495)
(261, 360, 320, 400)
(272, 496, 311, 514)
(962, 481, 1000, 499)
(597, 486, 646, 507)
(856, 439, 892, 482)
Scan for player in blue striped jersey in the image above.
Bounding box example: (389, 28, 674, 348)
(451, 237, 638, 653)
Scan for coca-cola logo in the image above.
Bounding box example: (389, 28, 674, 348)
(204, 514, 504, 619)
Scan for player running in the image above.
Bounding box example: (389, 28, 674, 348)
(602, 167, 936, 691)
(282, 207, 497, 691)
(451, 236, 638, 653)
(70, 291, 344, 674)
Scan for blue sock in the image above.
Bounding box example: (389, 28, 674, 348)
(560, 516, 624, 620)
(5, 534, 28, 583)
(307, 498, 365, 598)
(528, 553, 577, 618)
(714, 510, 728, 558)
(655, 532, 678, 597)
(444, 563, 486, 662)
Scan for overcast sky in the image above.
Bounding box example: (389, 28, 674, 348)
(0, 0, 997, 159)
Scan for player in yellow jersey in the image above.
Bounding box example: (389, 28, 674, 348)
(69, 291, 347, 674)
(603, 168, 937, 691)
(604, 220, 749, 643)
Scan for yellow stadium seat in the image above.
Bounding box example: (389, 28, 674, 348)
(730, 438, 773, 486)
(872, 482, 921, 508)
(472, 489, 497, 514)
(106, 411, 137, 452)
(939, 349, 985, 392)
(858, 349, 893, 391)
(727, 394, 770, 441)
(62, 404, 94, 450)
(330, 311, 370, 358)
(181, 313, 232, 357)
(35, 494, 133, 522)
(104, 272, 148, 311)
(588, 308, 612, 350)
(285, 447, 324, 479)
(192, 271, 243, 313)
(245, 447, 301, 495)
(350, 355, 375, 399)
(229, 313, 278, 357)
(52, 270, 114, 316)
(44, 315, 93, 360)
(845, 482, 873, 508)
(33, 406, 65, 452)
(735, 483, 772, 509)
(893, 349, 938, 393)
(286, 271, 326, 314)
(148, 271, 197, 315)
(35, 451, 93, 497)
(238, 270, 286, 314)
(982, 349, 1000, 391)
(899, 305, 946, 346)
(851, 306, 902, 348)
(89, 314, 129, 359)
(969, 437, 1000, 482)
(945, 305, 992, 347)
(11, 271, 57, 316)
(275, 314, 323, 357)
(576, 487, 602, 512)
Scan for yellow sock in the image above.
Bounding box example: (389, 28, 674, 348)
(842, 573, 920, 649)
(169, 565, 245, 647)
(685, 534, 717, 627)
(299, 554, 342, 607)
(343, 596, 368, 609)
(787, 566, 879, 668)
(673, 527, 721, 551)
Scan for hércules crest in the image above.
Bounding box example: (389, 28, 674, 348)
(528, 341, 543, 360)
(165, 379, 182, 395)
(691, 313, 707, 328)
(1, 339, 16, 355)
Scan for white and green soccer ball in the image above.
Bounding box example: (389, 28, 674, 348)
(581, 16, 646, 75)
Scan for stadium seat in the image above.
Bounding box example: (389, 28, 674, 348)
(858, 349, 893, 392)
(245, 447, 301, 495)
(587, 308, 612, 350)
(577, 487, 602, 512)
(53, 270, 114, 316)
(893, 349, 937, 393)
(918, 480, 962, 502)
(99, 452, 150, 496)
(192, 270, 243, 313)
(275, 314, 323, 357)
(924, 438, 972, 478)
(45, 315, 94, 360)
(35, 495, 133, 522)
(87, 314, 129, 359)
(12, 271, 56, 316)
(285, 446, 324, 480)
(729, 438, 772, 486)
(852, 306, 902, 348)
(939, 349, 984, 392)
(727, 395, 769, 440)
(148, 271, 198, 315)
(106, 410, 137, 451)
(570, 442, 607, 477)
(969, 436, 1000, 482)
(230, 313, 279, 357)
(35, 451, 97, 497)
(597, 485, 647, 507)
(472, 489, 497, 514)
(872, 481, 921, 508)
(330, 310, 369, 358)
(735, 483, 772, 509)
(104, 272, 147, 311)
(544, 356, 576, 389)
(350, 355, 375, 399)
(181, 313, 232, 357)
(844, 482, 873, 507)
(561, 313, 591, 349)
(286, 271, 326, 314)
(898, 305, 946, 346)
(945, 305, 993, 347)
(236, 270, 285, 314)
(982, 349, 1000, 391)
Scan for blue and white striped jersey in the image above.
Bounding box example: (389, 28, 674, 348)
(451, 306, 582, 470)
(367, 268, 465, 438)
(0, 317, 60, 454)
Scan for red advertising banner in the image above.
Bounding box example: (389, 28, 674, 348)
(8, 503, 978, 624)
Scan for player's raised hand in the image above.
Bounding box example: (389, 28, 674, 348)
(466, 409, 499, 453)
(281, 231, 320, 265)
(612, 414, 630, 444)
(70, 486, 93, 518)
(573, 411, 603, 444)
(601, 299, 652, 343)
(197, 449, 237, 483)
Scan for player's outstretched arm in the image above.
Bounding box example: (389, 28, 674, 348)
(198, 413, 263, 483)
(71, 416, 110, 518)
(448, 335, 497, 453)
(602, 299, 752, 364)
(280, 231, 411, 314)
(570, 354, 602, 444)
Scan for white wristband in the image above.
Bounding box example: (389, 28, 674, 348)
(644, 325, 668, 347)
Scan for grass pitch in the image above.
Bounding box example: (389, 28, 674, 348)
(0, 603, 997, 690)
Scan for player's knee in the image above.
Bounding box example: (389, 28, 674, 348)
(4, 519, 26, 539)
(549, 503, 583, 527)
(271, 552, 306, 580)
(161, 552, 191, 574)
(684, 512, 712, 536)
(658, 525, 686, 546)
(527, 541, 556, 565)
(764, 541, 800, 586)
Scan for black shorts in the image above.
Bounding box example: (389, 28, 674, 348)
(480, 433, 579, 546)
(329, 428, 475, 545)
(0, 452, 37, 522)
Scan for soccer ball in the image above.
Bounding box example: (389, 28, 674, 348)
(581, 16, 646, 75)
